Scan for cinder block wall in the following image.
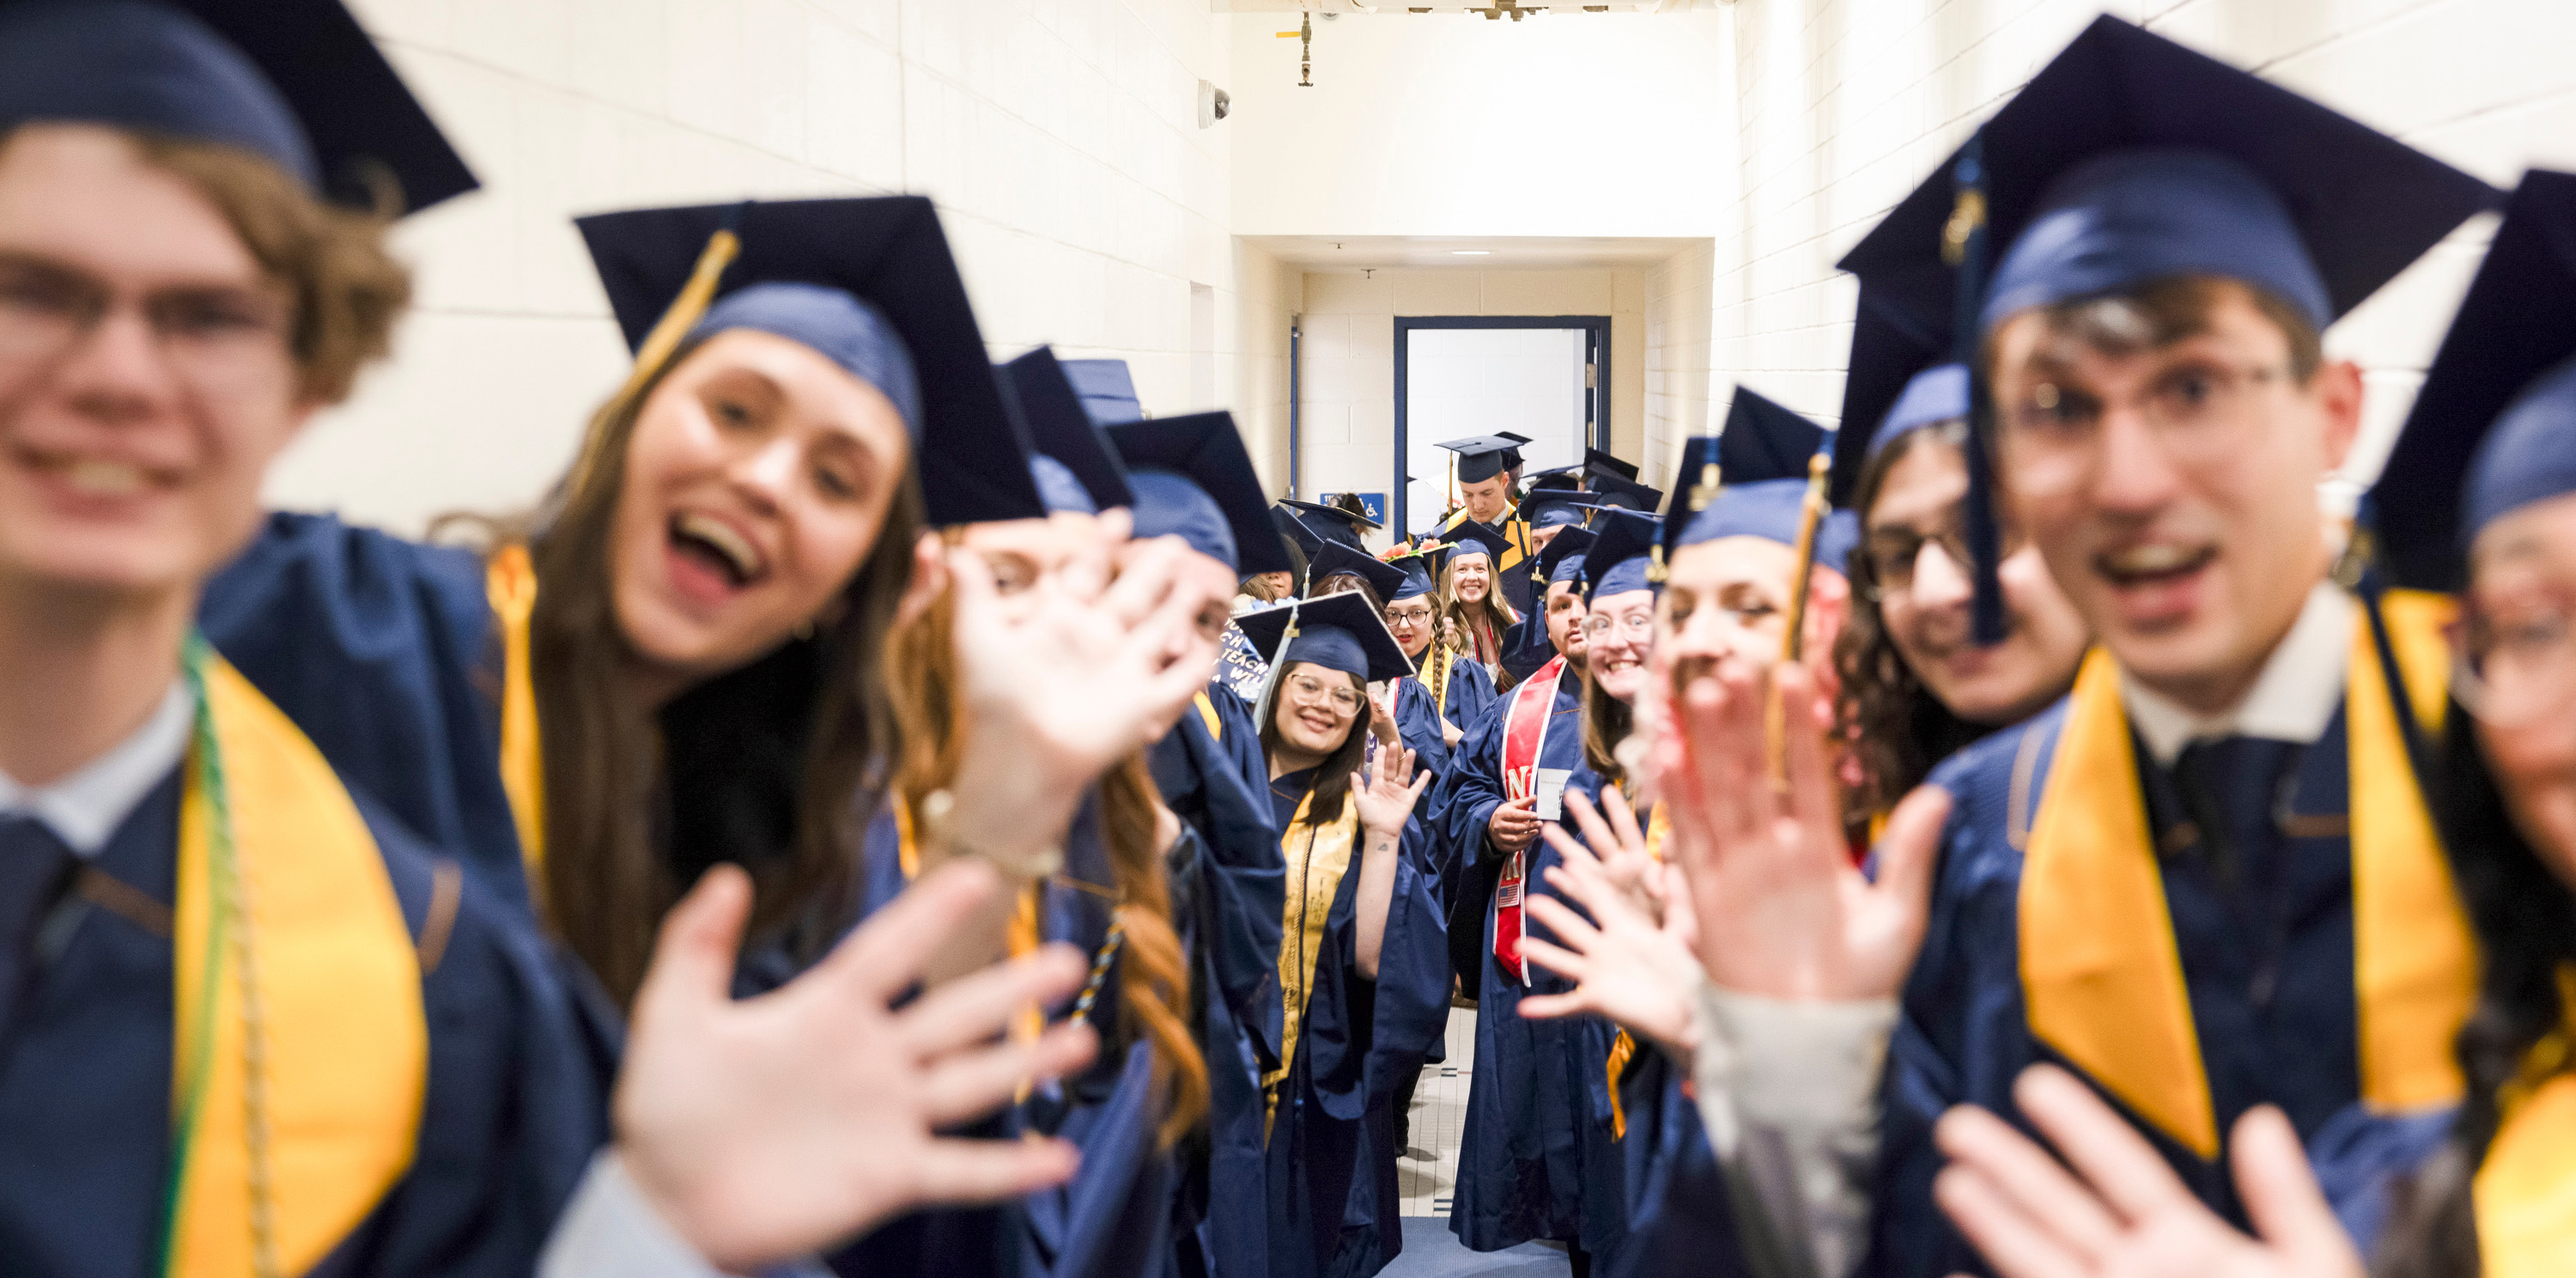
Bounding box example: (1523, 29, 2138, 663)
(1713, 0, 2576, 490)
(270, 0, 1273, 533)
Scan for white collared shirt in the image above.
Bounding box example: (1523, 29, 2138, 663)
(2120, 582, 2353, 767)
(0, 681, 193, 858)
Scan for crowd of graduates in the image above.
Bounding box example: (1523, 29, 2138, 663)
(10, 2, 2576, 1277)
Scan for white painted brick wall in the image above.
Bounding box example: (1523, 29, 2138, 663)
(1714, 0, 2576, 488)
(270, 0, 1273, 534)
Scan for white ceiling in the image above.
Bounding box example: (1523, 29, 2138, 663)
(1246, 234, 1708, 270)
(1214, 2, 1729, 12)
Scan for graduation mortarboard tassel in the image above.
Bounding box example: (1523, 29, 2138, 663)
(1836, 15, 2500, 644)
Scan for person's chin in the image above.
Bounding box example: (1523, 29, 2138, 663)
(0, 523, 200, 597)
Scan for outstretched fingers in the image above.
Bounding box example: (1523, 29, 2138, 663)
(895, 941, 1090, 1059)
(910, 1137, 1084, 1211)
(2229, 1105, 2360, 1269)
(2010, 1064, 2196, 1225)
(920, 1020, 1100, 1126)
(812, 861, 1004, 1004)
(1933, 1099, 2122, 1265)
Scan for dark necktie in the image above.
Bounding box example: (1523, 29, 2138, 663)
(2170, 735, 2293, 890)
(0, 815, 76, 1044)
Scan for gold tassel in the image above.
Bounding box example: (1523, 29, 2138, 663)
(1767, 449, 1832, 789)
(565, 226, 742, 496)
(1607, 1028, 1637, 1140)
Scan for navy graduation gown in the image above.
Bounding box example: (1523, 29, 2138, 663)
(1149, 688, 1284, 1278)
(202, 513, 530, 913)
(1434, 678, 1628, 1257)
(0, 767, 611, 1276)
(1600, 1060, 1750, 1278)
(1258, 771, 1448, 1278)
(1868, 700, 2455, 1278)
(795, 797, 1176, 1278)
(1387, 658, 1494, 783)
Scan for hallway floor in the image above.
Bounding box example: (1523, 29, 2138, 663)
(1383, 1007, 1574, 1278)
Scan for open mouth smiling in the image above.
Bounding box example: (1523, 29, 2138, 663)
(668, 509, 769, 590)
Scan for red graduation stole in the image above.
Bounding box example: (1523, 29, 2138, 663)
(1494, 653, 1567, 982)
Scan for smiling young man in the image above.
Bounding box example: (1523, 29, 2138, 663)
(1649, 18, 2501, 1278)
(1437, 435, 1537, 616)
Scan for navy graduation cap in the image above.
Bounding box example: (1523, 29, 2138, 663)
(1442, 519, 1514, 569)
(1720, 387, 1829, 486)
(0, 0, 476, 213)
(1661, 431, 1858, 577)
(1581, 510, 1662, 603)
(1585, 447, 1640, 484)
(1273, 503, 1327, 558)
(1105, 411, 1294, 576)
(1522, 484, 1590, 531)
(1236, 592, 1415, 685)
(1385, 546, 1442, 604)
(1578, 474, 1663, 514)
(1535, 524, 1596, 587)
(2379, 170, 2576, 593)
(1277, 497, 1378, 549)
(577, 197, 1042, 527)
(1306, 540, 1406, 603)
(1061, 358, 1145, 425)
(997, 347, 1133, 515)
(1830, 289, 1965, 505)
(1836, 15, 2497, 641)
(1437, 435, 1524, 484)
(1840, 15, 2497, 344)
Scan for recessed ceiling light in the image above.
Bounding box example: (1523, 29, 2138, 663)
(1450, 250, 1492, 256)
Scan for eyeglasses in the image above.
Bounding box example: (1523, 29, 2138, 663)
(1582, 612, 1655, 642)
(1285, 672, 1365, 717)
(2455, 593, 2576, 727)
(0, 253, 295, 403)
(1385, 605, 1437, 626)
(1862, 520, 2028, 601)
(1997, 359, 2293, 497)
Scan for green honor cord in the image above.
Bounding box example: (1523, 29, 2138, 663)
(157, 635, 275, 1278)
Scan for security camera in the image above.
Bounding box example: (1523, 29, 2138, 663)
(1198, 81, 1230, 128)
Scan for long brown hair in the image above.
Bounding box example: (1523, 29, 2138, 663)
(1580, 660, 1632, 782)
(885, 559, 1207, 1147)
(1260, 666, 1370, 825)
(1439, 553, 1518, 666)
(1832, 423, 1987, 820)
(530, 336, 922, 1005)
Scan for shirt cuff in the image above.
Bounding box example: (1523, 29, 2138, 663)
(1693, 984, 1897, 1144)
(541, 1150, 738, 1278)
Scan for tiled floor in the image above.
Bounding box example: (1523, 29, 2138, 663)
(1398, 1007, 1479, 1216)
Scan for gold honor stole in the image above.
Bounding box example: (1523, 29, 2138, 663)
(2476, 969, 2576, 1277)
(486, 546, 545, 875)
(1263, 785, 1362, 1136)
(1193, 690, 1224, 741)
(169, 645, 427, 1276)
(2020, 590, 2476, 1159)
(1605, 803, 1669, 1141)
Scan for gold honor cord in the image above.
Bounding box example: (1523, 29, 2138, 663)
(564, 226, 743, 498)
(162, 640, 425, 1278)
(1766, 450, 1832, 789)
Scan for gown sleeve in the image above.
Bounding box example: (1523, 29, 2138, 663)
(1445, 658, 1499, 738)
(201, 512, 531, 913)
(353, 802, 617, 1276)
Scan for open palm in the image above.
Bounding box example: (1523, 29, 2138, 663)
(1352, 742, 1431, 834)
(946, 515, 1218, 846)
(615, 862, 1097, 1273)
(1516, 789, 1702, 1057)
(1649, 657, 1947, 1001)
